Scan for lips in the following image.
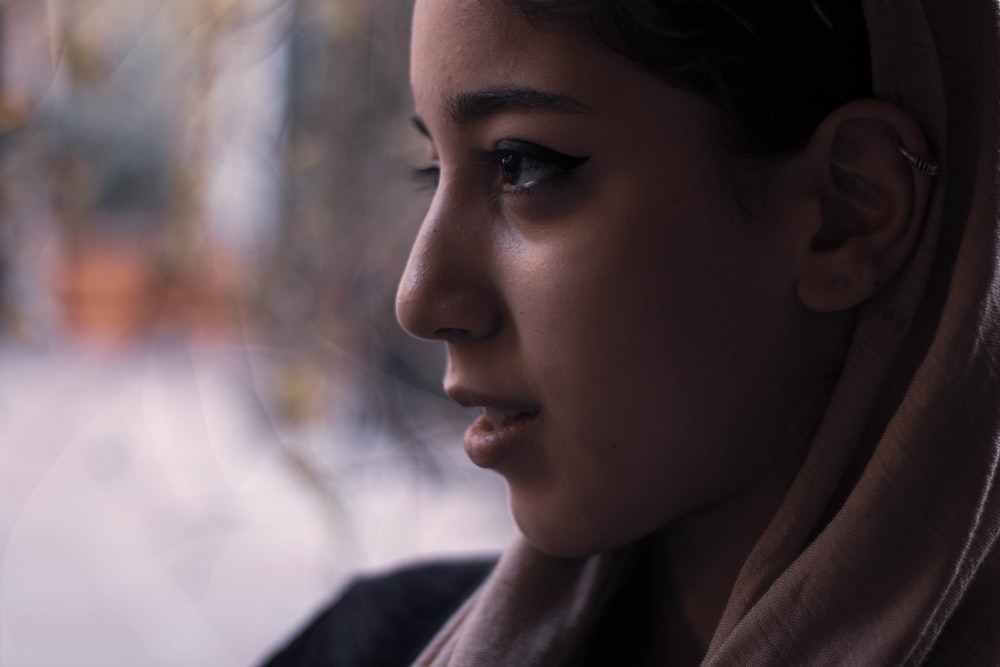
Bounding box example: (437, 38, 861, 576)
(479, 406, 538, 429)
(446, 387, 539, 468)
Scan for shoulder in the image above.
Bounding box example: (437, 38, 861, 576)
(260, 557, 496, 667)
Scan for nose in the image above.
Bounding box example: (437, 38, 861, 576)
(395, 195, 501, 342)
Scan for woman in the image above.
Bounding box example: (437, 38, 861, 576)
(264, 0, 1000, 664)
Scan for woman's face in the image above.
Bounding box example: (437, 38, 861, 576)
(399, 0, 815, 557)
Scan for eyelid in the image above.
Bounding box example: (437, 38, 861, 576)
(408, 138, 588, 197)
(410, 162, 440, 190)
(411, 114, 431, 140)
(410, 121, 440, 189)
(473, 139, 589, 197)
(475, 139, 588, 171)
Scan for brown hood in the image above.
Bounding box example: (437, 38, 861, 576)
(705, 0, 1000, 662)
(416, 1, 1000, 664)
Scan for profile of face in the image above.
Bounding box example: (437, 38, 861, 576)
(396, 0, 923, 558)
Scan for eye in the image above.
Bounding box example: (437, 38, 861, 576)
(411, 162, 440, 190)
(480, 140, 589, 195)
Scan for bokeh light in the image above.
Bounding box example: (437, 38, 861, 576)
(0, 1, 514, 664)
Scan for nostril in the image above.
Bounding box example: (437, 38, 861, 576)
(395, 292, 437, 341)
(433, 325, 482, 342)
(426, 295, 501, 341)
(396, 273, 500, 340)
(397, 284, 502, 342)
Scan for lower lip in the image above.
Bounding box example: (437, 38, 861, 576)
(464, 413, 538, 468)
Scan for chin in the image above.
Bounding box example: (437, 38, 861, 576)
(512, 506, 635, 559)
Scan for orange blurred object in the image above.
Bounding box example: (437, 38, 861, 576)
(52, 236, 157, 346)
(51, 234, 240, 346)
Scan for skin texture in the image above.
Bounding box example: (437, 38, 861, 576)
(401, 0, 822, 558)
(397, 0, 929, 660)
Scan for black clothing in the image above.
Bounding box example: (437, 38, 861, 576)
(260, 559, 495, 667)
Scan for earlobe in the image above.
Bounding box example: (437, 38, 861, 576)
(795, 100, 934, 313)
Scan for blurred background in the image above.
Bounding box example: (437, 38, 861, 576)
(0, 0, 514, 664)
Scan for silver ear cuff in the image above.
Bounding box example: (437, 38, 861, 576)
(899, 144, 940, 176)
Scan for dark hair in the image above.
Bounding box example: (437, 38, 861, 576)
(503, 0, 873, 155)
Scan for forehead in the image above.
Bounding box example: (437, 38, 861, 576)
(409, 0, 732, 163)
(410, 0, 626, 118)
(411, 0, 519, 74)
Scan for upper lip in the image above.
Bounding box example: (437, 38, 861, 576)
(445, 385, 540, 416)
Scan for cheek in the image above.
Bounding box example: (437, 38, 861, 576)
(498, 181, 795, 555)
(496, 159, 800, 555)
(514, 178, 760, 370)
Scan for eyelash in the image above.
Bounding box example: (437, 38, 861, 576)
(411, 164, 441, 190)
(411, 140, 589, 197)
(478, 140, 589, 196)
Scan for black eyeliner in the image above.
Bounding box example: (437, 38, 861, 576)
(410, 163, 440, 189)
(473, 140, 589, 171)
(496, 139, 589, 170)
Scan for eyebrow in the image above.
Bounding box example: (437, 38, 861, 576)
(411, 86, 590, 137)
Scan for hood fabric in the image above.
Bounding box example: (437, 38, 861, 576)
(415, 0, 1000, 664)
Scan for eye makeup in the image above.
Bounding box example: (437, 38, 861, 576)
(408, 135, 590, 198)
(475, 139, 589, 195)
(411, 162, 441, 190)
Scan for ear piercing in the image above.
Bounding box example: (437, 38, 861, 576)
(899, 144, 940, 176)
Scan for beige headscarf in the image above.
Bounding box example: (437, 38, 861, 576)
(415, 0, 1000, 663)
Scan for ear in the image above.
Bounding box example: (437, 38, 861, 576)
(793, 100, 934, 313)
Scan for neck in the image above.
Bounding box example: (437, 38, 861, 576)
(648, 486, 785, 662)
(586, 315, 850, 667)
(649, 347, 843, 664)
